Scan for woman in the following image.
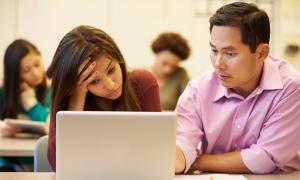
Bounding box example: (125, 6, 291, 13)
(47, 25, 161, 171)
(149, 32, 191, 110)
(0, 39, 50, 171)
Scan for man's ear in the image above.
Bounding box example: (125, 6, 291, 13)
(255, 43, 269, 61)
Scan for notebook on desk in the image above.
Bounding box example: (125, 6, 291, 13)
(56, 111, 177, 180)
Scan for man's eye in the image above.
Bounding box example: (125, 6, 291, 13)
(226, 52, 237, 57)
(211, 49, 218, 54)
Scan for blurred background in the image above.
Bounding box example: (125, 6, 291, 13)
(0, 0, 299, 81)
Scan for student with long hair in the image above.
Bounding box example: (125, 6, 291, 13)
(47, 25, 161, 171)
(0, 39, 50, 171)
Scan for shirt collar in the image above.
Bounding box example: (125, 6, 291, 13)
(213, 55, 283, 102)
(259, 56, 283, 90)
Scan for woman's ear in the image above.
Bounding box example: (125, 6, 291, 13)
(255, 43, 270, 61)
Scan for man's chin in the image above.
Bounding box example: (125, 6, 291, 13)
(220, 82, 233, 89)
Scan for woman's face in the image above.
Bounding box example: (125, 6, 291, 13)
(87, 56, 123, 100)
(154, 50, 181, 78)
(20, 51, 45, 87)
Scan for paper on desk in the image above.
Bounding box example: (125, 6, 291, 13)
(175, 174, 247, 180)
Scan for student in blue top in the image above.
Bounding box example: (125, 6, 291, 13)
(0, 39, 51, 171)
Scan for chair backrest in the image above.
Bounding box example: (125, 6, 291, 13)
(34, 135, 52, 172)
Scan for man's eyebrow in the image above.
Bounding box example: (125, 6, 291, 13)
(209, 42, 216, 48)
(209, 42, 236, 50)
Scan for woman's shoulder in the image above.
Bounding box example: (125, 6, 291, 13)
(130, 69, 157, 85)
(129, 69, 159, 97)
(129, 69, 161, 112)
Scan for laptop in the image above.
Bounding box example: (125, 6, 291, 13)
(56, 111, 177, 180)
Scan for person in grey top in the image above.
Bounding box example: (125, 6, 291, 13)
(149, 32, 191, 110)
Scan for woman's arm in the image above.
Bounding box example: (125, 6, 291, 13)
(68, 58, 98, 111)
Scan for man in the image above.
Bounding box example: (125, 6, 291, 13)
(175, 2, 300, 174)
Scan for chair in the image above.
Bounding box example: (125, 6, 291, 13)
(34, 135, 52, 172)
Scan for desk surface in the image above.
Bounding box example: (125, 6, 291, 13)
(0, 172, 299, 180)
(0, 136, 39, 156)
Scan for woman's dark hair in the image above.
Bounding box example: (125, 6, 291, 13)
(47, 25, 141, 124)
(151, 32, 190, 60)
(1, 39, 47, 119)
(209, 2, 270, 53)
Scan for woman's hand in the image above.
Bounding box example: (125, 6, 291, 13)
(20, 81, 38, 111)
(20, 81, 33, 92)
(0, 121, 21, 137)
(68, 58, 98, 111)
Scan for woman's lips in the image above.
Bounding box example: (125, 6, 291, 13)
(108, 87, 120, 97)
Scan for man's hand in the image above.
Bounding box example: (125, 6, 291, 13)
(175, 146, 186, 174)
(189, 151, 251, 174)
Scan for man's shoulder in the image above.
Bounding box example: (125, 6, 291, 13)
(272, 56, 300, 89)
(189, 70, 219, 89)
(268, 56, 300, 96)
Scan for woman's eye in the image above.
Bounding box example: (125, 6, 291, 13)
(108, 66, 115, 74)
(91, 79, 100, 85)
(23, 69, 30, 73)
(34, 62, 40, 67)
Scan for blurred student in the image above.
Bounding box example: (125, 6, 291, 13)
(46, 25, 161, 171)
(0, 39, 50, 171)
(149, 32, 191, 111)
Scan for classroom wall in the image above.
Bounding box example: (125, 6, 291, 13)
(0, 0, 299, 85)
(278, 0, 300, 69)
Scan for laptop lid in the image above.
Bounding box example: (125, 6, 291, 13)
(56, 111, 176, 180)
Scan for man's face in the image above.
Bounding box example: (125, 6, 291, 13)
(210, 26, 264, 96)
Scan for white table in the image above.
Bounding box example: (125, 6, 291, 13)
(0, 136, 39, 156)
(0, 172, 299, 180)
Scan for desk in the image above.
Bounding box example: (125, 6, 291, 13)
(0, 136, 39, 156)
(0, 172, 55, 180)
(0, 172, 299, 180)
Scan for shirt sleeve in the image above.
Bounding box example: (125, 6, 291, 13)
(176, 82, 204, 173)
(27, 89, 51, 122)
(27, 103, 50, 122)
(241, 88, 300, 174)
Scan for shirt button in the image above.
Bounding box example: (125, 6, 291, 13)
(237, 124, 241, 129)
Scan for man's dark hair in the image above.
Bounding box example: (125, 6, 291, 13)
(209, 2, 270, 53)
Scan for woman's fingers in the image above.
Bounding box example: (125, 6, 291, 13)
(20, 81, 31, 91)
(78, 58, 91, 75)
(78, 61, 96, 84)
(0, 122, 20, 137)
(85, 71, 98, 87)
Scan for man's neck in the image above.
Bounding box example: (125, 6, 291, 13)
(232, 65, 264, 98)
